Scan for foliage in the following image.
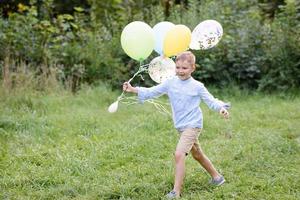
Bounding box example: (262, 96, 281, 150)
(0, 0, 299, 92)
(0, 6, 42, 63)
(166, 0, 300, 91)
(258, 0, 300, 91)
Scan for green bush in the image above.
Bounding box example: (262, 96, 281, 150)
(259, 0, 300, 91)
(0, 0, 299, 92)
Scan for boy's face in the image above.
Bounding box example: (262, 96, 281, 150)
(175, 60, 195, 80)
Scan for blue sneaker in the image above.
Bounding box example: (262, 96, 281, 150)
(210, 175, 225, 186)
(166, 190, 179, 199)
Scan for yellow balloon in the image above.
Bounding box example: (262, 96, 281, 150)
(163, 25, 192, 57)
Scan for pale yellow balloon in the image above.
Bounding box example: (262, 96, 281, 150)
(163, 25, 192, 57)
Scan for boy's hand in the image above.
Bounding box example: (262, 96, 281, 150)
(220, 107, 229, 119)
(123, 82, 138, 93)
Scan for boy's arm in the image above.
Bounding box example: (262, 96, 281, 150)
(199, 84, 230, 117)
(123, 81, 169, 103)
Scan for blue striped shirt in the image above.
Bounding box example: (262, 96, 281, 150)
(136, 76, 228, 130)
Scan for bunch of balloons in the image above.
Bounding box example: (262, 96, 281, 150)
(120, 21, 192, 62)
(120, 20, 223, 83)
(108, 20, 223, 113)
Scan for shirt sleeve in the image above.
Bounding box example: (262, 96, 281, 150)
(136, 80, 169, 103)
(198, 83, 226, 112)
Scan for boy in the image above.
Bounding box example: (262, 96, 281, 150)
(123, 51, 229, 199)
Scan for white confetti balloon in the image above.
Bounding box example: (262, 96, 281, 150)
(148, 56, 176, 83)
(190, 20, 223, 50)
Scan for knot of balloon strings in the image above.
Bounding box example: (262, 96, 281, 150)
(117, 62, 149, 102)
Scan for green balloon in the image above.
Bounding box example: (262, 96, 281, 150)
(121, 21, 155, 61)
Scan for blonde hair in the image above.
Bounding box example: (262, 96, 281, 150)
(175, 51, 196, 65)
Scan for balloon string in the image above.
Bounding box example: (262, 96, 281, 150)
(120, 96, 171, 116)
(146, 99, 171, 116)
(115, 60, 172, 116)
(117, 63, 150, 101)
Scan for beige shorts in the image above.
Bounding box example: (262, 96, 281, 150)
(176, 128, 201, 155)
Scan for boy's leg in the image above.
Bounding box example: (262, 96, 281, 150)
(190, 144, 221, 179)
(172, 150, 186, 197)
(171, 128, 200, 197)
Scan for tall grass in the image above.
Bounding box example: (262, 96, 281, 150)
(0, 86, 299, 199)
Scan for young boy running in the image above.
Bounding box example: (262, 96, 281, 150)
(123, 51, 229, 199)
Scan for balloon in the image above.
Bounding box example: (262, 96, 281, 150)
(108, 100, 119, 113)
(189, 20, 223, 50)
(148, 56, 176, 83)
(153, 21, 175, 56)
(163, 25, 191, 57)
(121, 21, 155, 61)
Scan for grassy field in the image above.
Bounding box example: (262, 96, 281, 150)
(0, 86, 299, 200)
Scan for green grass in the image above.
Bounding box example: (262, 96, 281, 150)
(0, 86, 299, 199)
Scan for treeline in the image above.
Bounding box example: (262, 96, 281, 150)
(0, 0, 299, 92)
